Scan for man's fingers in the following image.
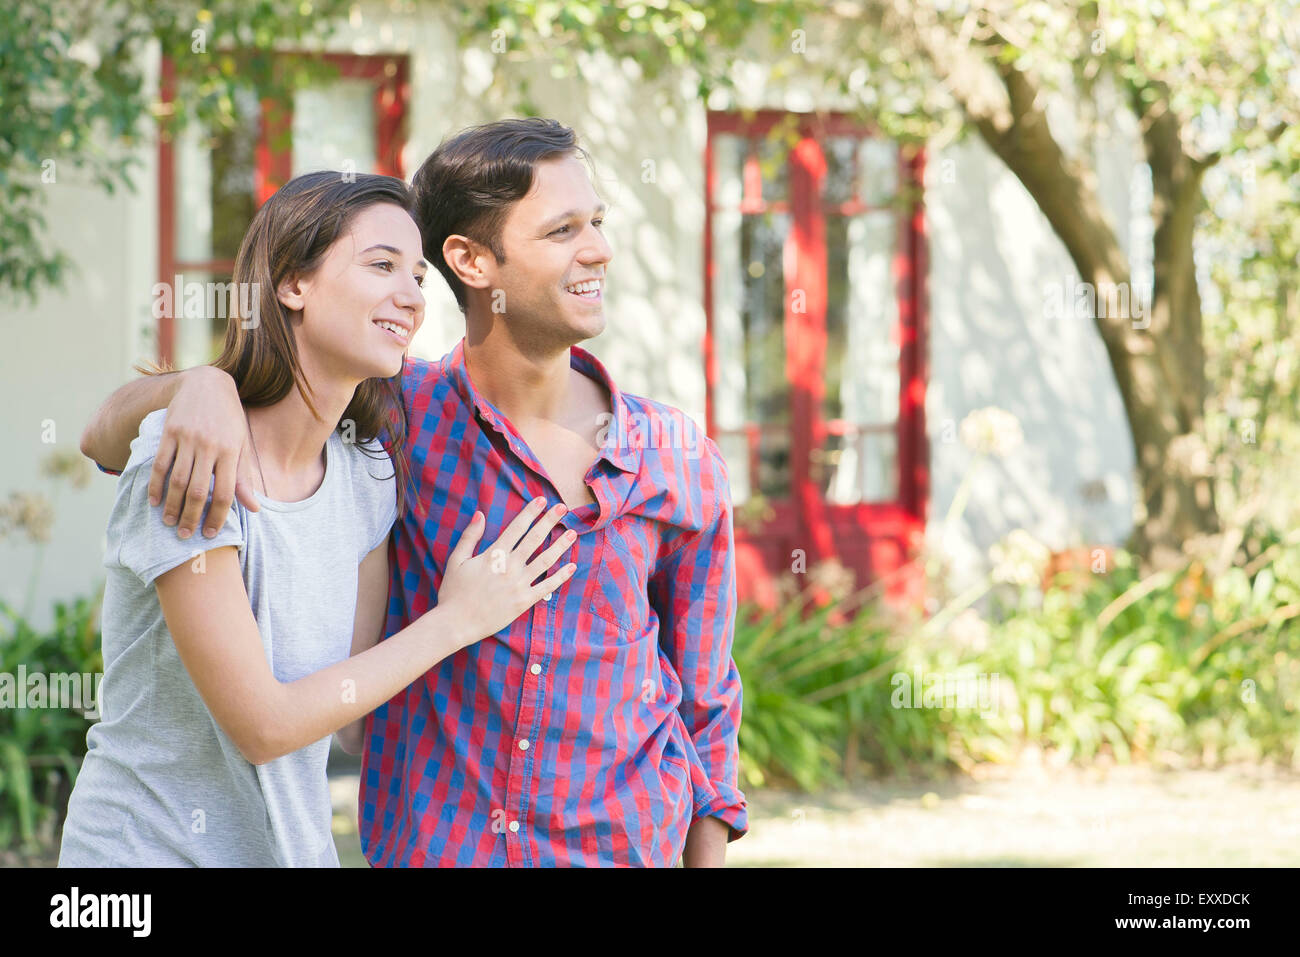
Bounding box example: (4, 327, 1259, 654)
(178, 449, 217, 539)
(235, 446, 260, 512)
(206, 457, 236, 537)
(447, 511, 485, 568)
(161, 446, 194, 527)
(148, 432, 178, 508)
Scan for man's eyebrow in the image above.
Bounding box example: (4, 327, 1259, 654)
(538, 204, 608, 233)
(360, 244, 429, 269)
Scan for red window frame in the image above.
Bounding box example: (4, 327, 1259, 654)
(703, 110, 929, 606)
(156, 52, 410, 365)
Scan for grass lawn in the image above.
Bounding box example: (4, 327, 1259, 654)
(329, 752, 1300, 867)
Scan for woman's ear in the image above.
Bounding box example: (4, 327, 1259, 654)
(442, 235, 493, 292)
(276, 273, 306, 312)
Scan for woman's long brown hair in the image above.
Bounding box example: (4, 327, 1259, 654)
(145, 171, 419, 518)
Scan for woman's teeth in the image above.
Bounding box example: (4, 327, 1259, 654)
(375, 320, 409, 340)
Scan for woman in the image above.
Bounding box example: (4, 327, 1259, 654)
(58, 171, 576, 867)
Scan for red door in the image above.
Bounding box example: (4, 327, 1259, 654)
(704, 112, 928, 609)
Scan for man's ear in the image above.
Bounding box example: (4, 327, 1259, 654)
(442, 235, 494, 292)
(276, 273, 306, 312)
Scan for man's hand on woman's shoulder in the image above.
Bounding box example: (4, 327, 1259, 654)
(150, 366, 260, 540)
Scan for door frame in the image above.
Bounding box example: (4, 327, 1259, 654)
(702, 110, 929, 604)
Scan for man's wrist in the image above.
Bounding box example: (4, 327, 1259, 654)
(174, 365, 233, 403)
(681, 814, 729, 867)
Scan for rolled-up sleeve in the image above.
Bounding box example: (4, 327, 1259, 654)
(649, 436, 748, 842)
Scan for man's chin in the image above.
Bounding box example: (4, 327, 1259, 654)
(557, 308, 605, 345)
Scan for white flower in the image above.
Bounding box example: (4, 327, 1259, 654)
(989, 529, 1051, 586)
(959, 407, 1024, 457)
(947, 608, 991, 652)
(65, 39, 101, 71)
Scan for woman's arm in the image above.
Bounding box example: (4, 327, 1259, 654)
(335, 540, 391, 754)
(154, 499, 577, 765)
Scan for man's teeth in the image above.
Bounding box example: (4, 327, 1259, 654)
(375, 320, 409, 339)
(565, 280, 601, 296)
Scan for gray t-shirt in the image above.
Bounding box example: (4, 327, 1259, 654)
(59, 407, 397, 867)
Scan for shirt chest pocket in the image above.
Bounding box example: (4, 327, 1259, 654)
(584, 529, 650, 641)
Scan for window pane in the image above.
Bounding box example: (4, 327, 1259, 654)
(820, 210, 899, 503)
(821, 428, 898, 504)
(739, 210, 791, 500)
(292, 79, 376, 175)
(754, 135, 789, 204)
(211, 90, 259, 261)
(712, 133, 745, 209)
(174, 88, 258, 264)
(171, 271, 237, 370)
(859, 138, 898, 207)
(711, 191, 792, 502)
(823, 135, 859, 205)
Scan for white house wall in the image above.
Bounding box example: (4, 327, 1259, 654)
(0, 4, 1140, 624)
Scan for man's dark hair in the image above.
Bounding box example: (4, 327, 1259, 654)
(412, 117, 587, 311)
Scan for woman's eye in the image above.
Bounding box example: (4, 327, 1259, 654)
(373, 260, 395, 271)
(551, 225, 571, 236)
(592, 219, 604, 228)
(415, 274, 425, 287)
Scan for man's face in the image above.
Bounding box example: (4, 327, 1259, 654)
(484, 153, 613, 347)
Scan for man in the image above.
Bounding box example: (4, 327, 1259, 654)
(81, 117, 747, 867)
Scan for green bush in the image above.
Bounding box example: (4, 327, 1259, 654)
(0, 593, 102, 854)
(733, 543, 1300, 792)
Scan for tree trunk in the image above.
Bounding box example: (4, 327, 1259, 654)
(1124, 92, 1220, 570)
(913, 18, 1222, 570)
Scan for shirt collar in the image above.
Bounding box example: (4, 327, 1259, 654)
(444, 338, 640, 474)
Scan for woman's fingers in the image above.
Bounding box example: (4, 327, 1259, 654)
(531, 563, 577, 600)
(492, 497, 549, 554)
(447, 511, 485, 569)
(524, 528, 577, 579)
(515, 503, 569, 562)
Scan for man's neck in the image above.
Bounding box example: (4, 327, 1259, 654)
(463, 322, 583, 428)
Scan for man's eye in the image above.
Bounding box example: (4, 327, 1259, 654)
(551, 225, 571, 236)
(592, 219, 604, 228)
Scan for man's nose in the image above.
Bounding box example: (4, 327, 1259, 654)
(580, 223, 613, 267)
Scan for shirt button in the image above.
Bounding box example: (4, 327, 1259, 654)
(530, 663, 542, 675)
(518, 739, 529, 751)
(509, 820, 520, 833)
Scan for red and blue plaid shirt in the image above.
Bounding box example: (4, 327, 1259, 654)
(358, 339, 747, 866)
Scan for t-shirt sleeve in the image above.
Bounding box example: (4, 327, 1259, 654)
(353, 436, 398, 560)
(106, 409, 245, 586)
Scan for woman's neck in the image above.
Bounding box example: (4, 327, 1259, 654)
(244, 376, 357, 496)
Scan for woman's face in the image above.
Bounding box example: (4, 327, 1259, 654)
(281, 202, 428, 383)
